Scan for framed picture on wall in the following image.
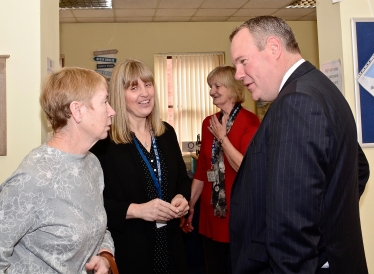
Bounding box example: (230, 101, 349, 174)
(351, 18, 374, 147)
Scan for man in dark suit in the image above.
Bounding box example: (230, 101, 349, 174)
(229, 16, 369, 273)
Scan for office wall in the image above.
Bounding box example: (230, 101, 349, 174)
(317, 0, 374, 272)
(0, 0, 59, 182)
(40, 0, 60, 143)
(60, 21, 319, 113)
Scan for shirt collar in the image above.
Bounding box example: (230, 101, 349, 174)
(279, 59, 305, 92)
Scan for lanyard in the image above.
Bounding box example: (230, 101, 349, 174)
(133, 130, 163, 199)
(211, 104, 241, 167)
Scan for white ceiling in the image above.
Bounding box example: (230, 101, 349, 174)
(59, 0, 317, 23)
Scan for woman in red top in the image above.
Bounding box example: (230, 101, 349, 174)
(181, 65, 260, 273)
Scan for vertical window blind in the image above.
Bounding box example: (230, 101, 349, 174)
(154, 53, 224, 147)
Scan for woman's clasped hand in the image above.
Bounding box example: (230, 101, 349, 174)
(134, 196, 189, 222)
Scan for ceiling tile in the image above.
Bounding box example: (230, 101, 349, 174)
(60, 17, 78, 23)
(299, 12, 317, 20)
(201, 0, 249, 8)
(234, 9, 278, 16)
(158, 0, 204, 9)
(277, 16, 303, 21)
(115, 17, 153, 22)
(190, 16, 229, 22)
(112, 0, 158, 9)
(60, 0, 317, 23)
(299, 15, 316, 20)
(227, 16, 255, 22)
(115, 9, 155, 17)
(59, 10, 75, 18)
(306, 11, 316, 16)
(243, 0, 294, 9)
(156, 9, 197, 17)
(195, 9, 237, 16)
(154, 16, 192, 22)
(72, 9, 114, 18)
(76, 17, 115, 23)
(272, 8, 315, 17)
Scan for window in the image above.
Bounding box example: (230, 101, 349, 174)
(154, 53, 224, 147)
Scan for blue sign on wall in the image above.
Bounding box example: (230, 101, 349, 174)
(93, 57, 117, 62)
(352, 18, 374, 147)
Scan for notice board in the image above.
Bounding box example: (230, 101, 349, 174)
(351, 18, 374, 147)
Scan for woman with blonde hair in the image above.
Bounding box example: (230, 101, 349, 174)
(181, 65, 260, 273)
(91, 59, 191, 273)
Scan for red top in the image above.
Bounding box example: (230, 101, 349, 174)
(194, 108, 260, 243)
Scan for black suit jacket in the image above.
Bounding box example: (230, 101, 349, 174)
(230, 61, 369, 273)
(91, 122, 191, 273)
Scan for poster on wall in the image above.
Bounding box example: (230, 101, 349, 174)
(356, 53, 374, 97)
(93, 49, 118, 80)
(321, 59, 342, 93)
(47, 57, 54, 74)
(351, 18, 374, 147)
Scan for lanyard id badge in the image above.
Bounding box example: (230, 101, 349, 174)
(156, 221, 167, 228)
(133, 130, 167, 229)
(207, 169, 216, 182)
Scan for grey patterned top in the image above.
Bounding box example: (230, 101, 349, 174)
(0, 144, 114, 273)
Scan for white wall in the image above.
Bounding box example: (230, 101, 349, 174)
(317, 0, 374, 272)
(40, 0, 60, 143)
(0, 0, 59, 182)
(340, 1, 374, 272)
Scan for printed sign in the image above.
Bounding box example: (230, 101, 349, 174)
(357, 53, 374, 97)
(95, 70, 112, 77)
(93, 57, 117, 62)
(93, 49, 117, 79)
(47, 57, 54, 74)
(321, 59, 342, 92)
(93, 49, 118, 56)
(97, 63, 115, 69)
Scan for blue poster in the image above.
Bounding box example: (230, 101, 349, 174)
(352, 18, 374, 146)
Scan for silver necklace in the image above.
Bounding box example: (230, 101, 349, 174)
(144, 130, 149, 148)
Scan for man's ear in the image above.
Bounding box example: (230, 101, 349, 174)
(266, 36, 282, 59)
(70, 101, 82, 123)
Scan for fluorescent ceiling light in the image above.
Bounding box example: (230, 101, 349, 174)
(59, 0, 112, 9)
(286, 0, 316, 8)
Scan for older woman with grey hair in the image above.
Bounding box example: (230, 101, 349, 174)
(0, 67, 116, 273)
